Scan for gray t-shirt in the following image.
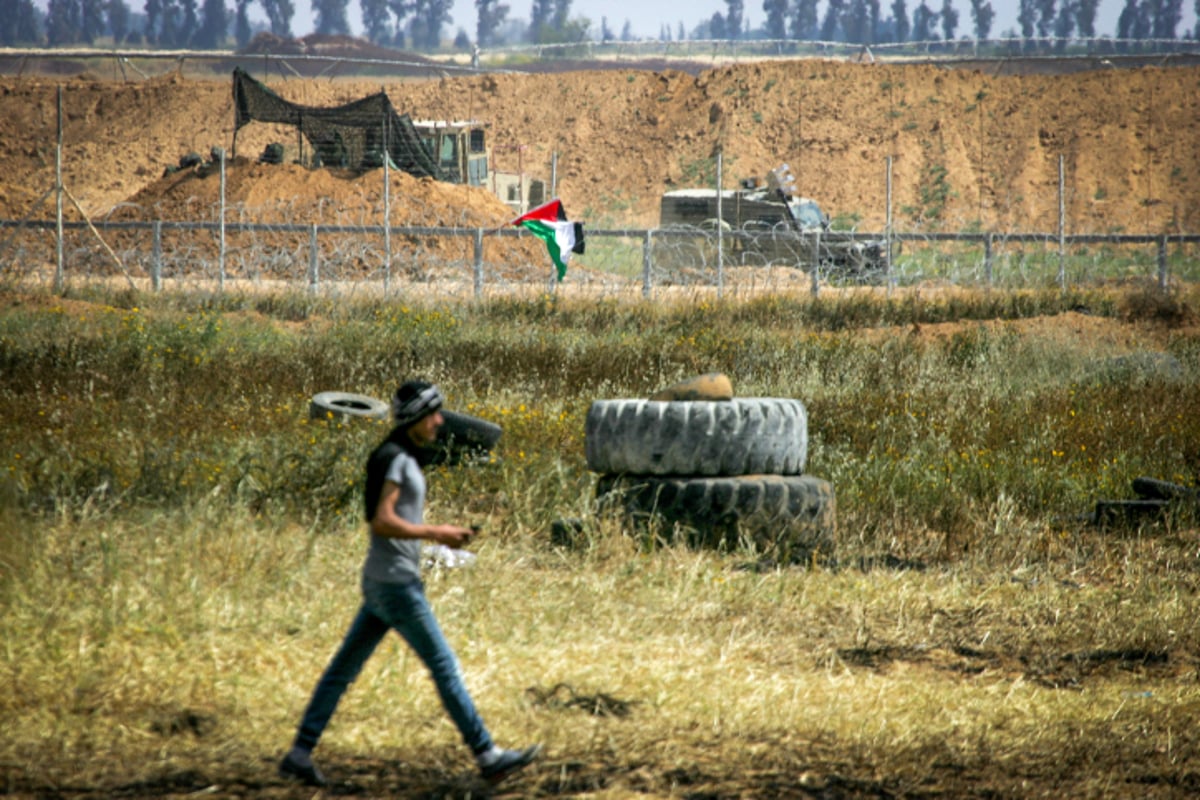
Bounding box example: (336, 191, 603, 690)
(362, 448, 425, 584)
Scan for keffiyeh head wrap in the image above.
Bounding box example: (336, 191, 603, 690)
(391, 380, 444, 429)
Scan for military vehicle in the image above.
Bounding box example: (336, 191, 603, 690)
(409, 119, 546, 214)
(231, 68, 544, 214)
(657, 165, 890, 280)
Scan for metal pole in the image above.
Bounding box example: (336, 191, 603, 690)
(55, 85, 64, 293)
(984, 233, 993, 288)
(810, 231, 820, 297)
(473, 228, 484, 298)
(152, 220, 162, 291)
(384, 154, 392, 293)
(218, 148, 226, 293)
(886, 155, 893, 293)
(551, 152, 558, 198)
(716, 151, 723, 299)
(643, 230, 652, 298)
(1058, 154, 1066, 290)
(1157, 235, 1168, 291)
(308, 224, 319, 293)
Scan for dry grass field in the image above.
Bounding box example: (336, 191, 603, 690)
(1, 282, 1198, 799)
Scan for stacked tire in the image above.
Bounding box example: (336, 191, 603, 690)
(585, 397, 836, 564)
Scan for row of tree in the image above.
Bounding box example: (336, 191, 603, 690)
(1, 0, 1196, 50)
(747, 0, 1194, 43)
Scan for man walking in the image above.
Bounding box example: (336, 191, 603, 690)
(279, 380, 541, 787)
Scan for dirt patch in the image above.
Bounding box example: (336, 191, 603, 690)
(871, 308, 1183, 350)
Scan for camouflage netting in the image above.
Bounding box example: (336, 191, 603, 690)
(231, 67, 441, 177)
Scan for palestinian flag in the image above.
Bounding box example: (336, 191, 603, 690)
(511, 199, 585, 280)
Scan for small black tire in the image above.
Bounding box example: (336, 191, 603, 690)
(309, 391, 390, 423)
(1092, 499, 1170, 526)
(550, 517, 587, 549)
(585, 397, 808, 477)
(596, 473, 835, 563)
(424, 410, 504, 466)
(1131, 477, 1200, 503)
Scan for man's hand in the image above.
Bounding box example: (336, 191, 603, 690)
(429, 524, 478, 549)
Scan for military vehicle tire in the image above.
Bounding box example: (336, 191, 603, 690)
(585, 397, 807, 476)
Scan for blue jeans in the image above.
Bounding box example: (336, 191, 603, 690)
(292, 576, 493, 754)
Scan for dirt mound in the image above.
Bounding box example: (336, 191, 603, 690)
(234, 32, 447, 78)
(0, 58, 1197, 238)
(101, 153, 546, 275)
(114, 156, 517, 228)
(238, 32, 440, 63)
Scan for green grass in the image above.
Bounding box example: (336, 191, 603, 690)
(2, 283, 1199, 797)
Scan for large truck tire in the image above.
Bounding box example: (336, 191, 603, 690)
(585, 398, 807, 477)
(596, 473, 835, 563)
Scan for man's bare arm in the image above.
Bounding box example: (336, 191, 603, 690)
(370, 480, 476, 548)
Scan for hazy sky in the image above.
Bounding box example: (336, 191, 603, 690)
(279, 0, 1197, 42)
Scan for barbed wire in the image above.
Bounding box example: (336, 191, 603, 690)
(2, 36, 1198, 80)
(3, 215, 1197, 298)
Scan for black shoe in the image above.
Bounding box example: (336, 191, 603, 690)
(479, 744, 542, 784)
(279, 752, 328, 787)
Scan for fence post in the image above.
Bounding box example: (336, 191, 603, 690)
(384, 154, 392, 293)
(984, 233, 993, 287)
(218, 147, 226, 293)
(643, 230, 652, 298)
(55, 84, 64, 294)
(308, 224, 319, 293)
(474, 228, 484, 298)
(810, 232, 820, 297)
(885, 155, 893, 289)
(1158, 235, 1168, 291)
(152, 221, 162, 291)
(1058, 154, 1066, 291)
(715, 151, 724, 299)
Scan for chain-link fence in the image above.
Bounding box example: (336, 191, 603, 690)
(4, 212, 1198, 300)
(4, 147, 1197, 298)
